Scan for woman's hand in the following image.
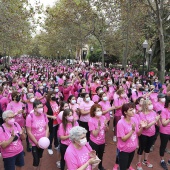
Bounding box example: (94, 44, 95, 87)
(89, 150, 96, 158)
(131, 123, 135, 131)
(88, 157, 101, 165)
(140, 121, 147, 128)
(155, 115, 160, 122)
(51, 116, 57, 120)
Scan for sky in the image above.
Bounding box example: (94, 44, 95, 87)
(29, 0, 57, 8)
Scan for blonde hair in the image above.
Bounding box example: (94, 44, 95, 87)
(141, 99, 151, 113)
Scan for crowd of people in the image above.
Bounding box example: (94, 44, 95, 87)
(0, 57, 170, 170)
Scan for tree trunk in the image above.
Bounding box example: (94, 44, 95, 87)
(156, 0, 165, 83)
(122, 0, 131, 70)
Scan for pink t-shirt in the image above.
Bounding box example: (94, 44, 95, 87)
(58, 122, 79, 145)
(160, 108, 170, 135)
(0, 122, 23, 158)
(92, 95, 99, 103)
(0, 95, 9, 111)
(35, 91, 46, 105)
(153, 102, 164, 112)
(27, 102, 34, 115)
(79, 101, 94, 122)
(139, 111, 157, 136)
(69, 103, 79, 121)
(6, 101, 25, 127)
(64, 143, 92, 170)
(98, 101, 111, 120)
(26, 112, 48, 146)
(131, 91, 143, 102)
(149, 93, 158, 104)
(117, 117, 139, 152)
(88, 116, 106, 145)
(114, 97, 128, 116)
(77, 97, 83, 104)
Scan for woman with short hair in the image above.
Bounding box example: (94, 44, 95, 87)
(26, 100, 49, 170)
(0, 110, 26, 170)
(64, 126, 100, 170)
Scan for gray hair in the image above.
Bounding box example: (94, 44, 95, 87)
(69, 126, 87, 142)
(27, 93, 34, 99)
(2, 110, 14, 120)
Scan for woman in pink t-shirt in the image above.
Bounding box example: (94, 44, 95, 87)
(0, 110, 26, 170)
(117, 103, 146, 170)
(6, 92, 25, 128)
(159, 98, 170, 169)
(88, 104, 109, 170)
(135, 97, 145, 113)
(68, 95, 80, 121)
(58, 109, 79, 170)
(26, 100, 49, 169)
(98, 92, 115, 123)
(64, 126, 100, 170)
(113, 89, 128, 142)
(45, 91, 59, 155)
(77, 88, 86, 104)
(136, 100, 160, 170)
(79, 93, 94, 141)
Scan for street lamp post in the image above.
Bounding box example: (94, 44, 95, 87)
(142, 40, 148, 82)
(148, 48, 152, 73)
(89, 47, 94, 66)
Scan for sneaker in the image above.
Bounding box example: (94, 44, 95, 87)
(160, 161, 168, 170)
(56, 161, 61, 169)
(113, 136, 117, 142)
(113, 163, 119, 170)
(112, 127, 115, 132)
(142, 160, 153, 168)
(150, 145, 154, 152)
(47, 149, 53, 155)
(136, 162, 143, 170)
(54, 146, 58, 150)
(129, 166, 135, 170)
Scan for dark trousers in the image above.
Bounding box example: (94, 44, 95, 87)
(48, 125, 59, 149)
(32, 146, 44, 167)
(60, 143, 68, 170)
(119, 151, 135, 170)
(79, 121, 90, 141)
(137, 134, 155, 155)
(152, 125, 159, 145)
(160, 133, 170, 157)
(115, 148, 120, 164)
(89, 140, 105, 169)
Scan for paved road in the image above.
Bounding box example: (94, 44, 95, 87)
(0, 118, 169, 170)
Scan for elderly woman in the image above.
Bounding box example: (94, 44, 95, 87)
(0, 110, 26, 170)
(64, 126, 100, 170)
